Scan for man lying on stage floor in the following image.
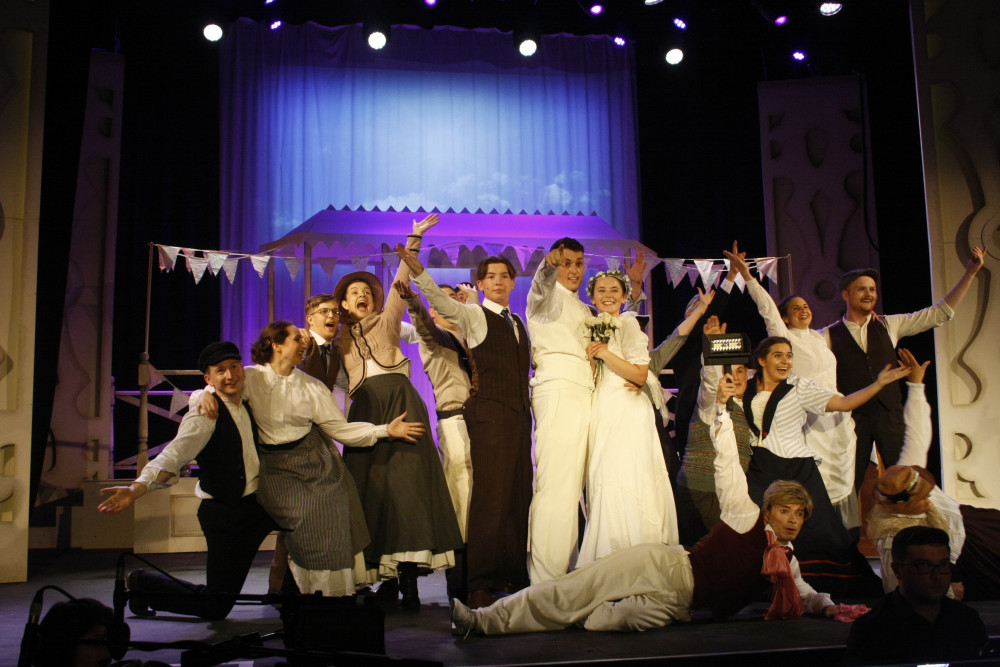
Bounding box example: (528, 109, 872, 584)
(451, 371, 870, 635)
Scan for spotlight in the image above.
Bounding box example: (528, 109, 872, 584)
(773, 14, 788, 25)
(425, 0, 438, 5)
(613, 36, 626, 46)
(270, 20, 282, 30)
(513, 29, 539, 57)
(819, 2, 843, 16)
(644, 0, 664, 5)
(792, 50, 807, 61)
(203, 24, 223, 41)
(364, 22, 391, 50)
(665, 48, 683, 65)
(752, 2, 788, 26)
(673, 17, 687, 30)
(590, 4, 603, 15)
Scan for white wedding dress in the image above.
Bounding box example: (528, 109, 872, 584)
(577, 313, 680, 568)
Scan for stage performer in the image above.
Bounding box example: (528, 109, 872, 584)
(738, 336, 910, 596)
(576, 269, 694, 567)
(451, 374, 867, 635)
(819, 246, 986, 490)
(397, 247, 532, 609)
(725, 246, 860, 530)
(98, 342, 280, 620)
(524, 237, 594, 584)
(867, 349, 1000, 601)
(334, 215, 463, 610)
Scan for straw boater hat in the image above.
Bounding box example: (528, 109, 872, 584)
(874, 465, 935, 514)
(333, 271, 385, 320)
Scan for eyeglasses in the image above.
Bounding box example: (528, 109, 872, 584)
(901, 560, 953, 575)
(308, 308, 337, 318)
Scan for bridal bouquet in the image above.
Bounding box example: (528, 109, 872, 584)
(584, 312, 621, 380)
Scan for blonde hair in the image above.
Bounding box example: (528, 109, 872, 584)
(763, 480, 813, 519)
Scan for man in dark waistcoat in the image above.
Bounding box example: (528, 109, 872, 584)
(400, 247, 533, 610)
(98, 342, 279, 620)
(819, 247, 986, 491)
(300, 292, 342, 391)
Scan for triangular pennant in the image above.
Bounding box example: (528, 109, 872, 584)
(351, 255, 371, 271)
(484, 243, 503, 256)
(181, 247, 197, 258)
(418, 249, 432, 265)
(157, 245, 180, 272)
(513, 246, 535, 273)
(284, 257, 303, 281)
(664, 258, 687, 288)
(250, 254, 270, 278)
(207, 252, 228, 276)
(444, 245, 462, 266)
(147, 369, 167, 389)
(694, 259, 715, 288)
(222, 257, 239, 285)
(317, 257, 338, 278)
(757, 257, 779, 282)
(169, 387, 189, 415)
(709, 264, 725, 287)
(686, 266, 702, 288)
(186, 256, 209, 283)
(606, 256, 622, 271)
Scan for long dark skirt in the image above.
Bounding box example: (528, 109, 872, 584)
(257, 425, 369, 572)
(343, 373, 463, 576)
(956, 504, 1000, 600)
(748, 447, 882, 598)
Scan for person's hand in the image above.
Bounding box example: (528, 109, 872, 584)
(897, 348, 930, 384)
(586, 341, 609, 362)
(703, 315, 727, 336)
(456, 282, 477, 303)
(967, 245, 987, 274)
(951, 582, 966, 601)
(393, 280, 415, 300)
(395, 244, 425, 277)
(623, 380, 643, 395)
(876, 362, 910, 388)
(387, 411, 426, 443)
(545, 244, 565, 269)
(825, 603, 870, 622)
(691, 288, 715, 316)
(722, 241, 751, 280)
(411, 213, 439, 236)
(98, 485, 143, 514)
(197, 391, 219, 419)
(624, 250, 647, 292)
(716, 373, 737, 405)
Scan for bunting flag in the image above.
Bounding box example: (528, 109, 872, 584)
(284, 256, 304, 281)
(181, 247, 197, 258)
(444, 245, 463, 267)
(757, 257, 779, 282)
(250, 254, 270, 278)
(317, 257, 338, 278)
(606, 256, 622, 271)
(709, 264, 726, 287)
(385, 252, 401, 272)
(694, 259, 715, 288)
(664, 258, 687, 288)
(351, 255, 371, 271)
(147, 367, 167, 390)
(185, 256, 209, 284)
(484, 243, 504, 256)
(222, 257, 239, 284)
(513, 246, 535, 273)
(207, 252, 228, 276)
(169, 387, 189, 415)
(157, 245, 180, 271)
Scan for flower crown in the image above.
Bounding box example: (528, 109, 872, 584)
(586, 268, 632, 298)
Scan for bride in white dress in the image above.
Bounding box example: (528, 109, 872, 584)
(577, 269, 681, 567)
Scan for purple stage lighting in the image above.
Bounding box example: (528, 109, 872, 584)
(613, 36, 626, 47)
(792, 50, 806, 61)
(590, 4, 603, 15)
(673, 18, 687, 30)
(264, 0, 275, 4)
(270, 20, 282, 30)
(774, 15, 788, 25)
(425, 0, 437, 6)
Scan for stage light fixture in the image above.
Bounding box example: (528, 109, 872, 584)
(773, 14, 788, 25)
(673, 18, 687, 30)
(270, 20, 282, 30)
(665, 48, 683, 65)
(364, 22, 391, 50)
(513, 29, 539, 57)
(644, 0, 664, 6)
(590, 4, 603, 15)
(792, 50, 807, 61)
(613, 36, 626, 47)
(819, 2, 843, 16)
(752, 2, 788, 26)
(203, 24, 223, 41)
(424, 0, 438, 6)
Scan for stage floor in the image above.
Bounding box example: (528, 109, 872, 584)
(2, 549, 998, 666)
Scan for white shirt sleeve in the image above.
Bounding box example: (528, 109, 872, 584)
(412, 271, 488, 347)
(695, 362, 722, 428)
(790, 555, 835, 613)
(884, 301, 954, 345)
(526, 260, 561, 324)
(619, 314, 650, 365)
(134, 409, 215, 490)
(747, 279, 790, 338)
(399, 321, 420, 345)
(897, 382, 932, 467)
(710, 409, 760, 533)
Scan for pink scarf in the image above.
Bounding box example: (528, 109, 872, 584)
(761, 530, 805, 621)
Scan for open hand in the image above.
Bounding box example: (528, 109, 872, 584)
(703, 315, 727, 336)
(876, 362, 911, 387)
(967, 245, 987, 273)
(387, 411, 426, 443)
(395, 244, 425, 277)
(723, 241, 751, 279)
(897, 348, 930, 384)
(98, 485, 142, 514)
(393, 280, 416, 300)
(412, 213, 439, 236)
(624, 250, 647, 288)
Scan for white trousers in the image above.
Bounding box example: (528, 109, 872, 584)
(437, 415, 472, 541)
(474, 543, 694, 634)
(529, 380, 593, 584)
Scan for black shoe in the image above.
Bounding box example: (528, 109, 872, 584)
(126, 570, 156, 618)
(375, 578, 399, 601)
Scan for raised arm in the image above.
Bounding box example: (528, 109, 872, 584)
(825, 362, 910, 413)
(526, 245, 564, 323)
(943, 245, 987, 312)
(725, 245, 789, 338)
(896, 348, 933, 467)
(398, 245, 486, 342)
(395, 280, 445, 351)
(623, 250, 647, 311)
(384, 214, 439, 328)
(709, 375, 759, 533)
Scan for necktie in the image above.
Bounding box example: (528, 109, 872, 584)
(320, 343, 332, 372)
(501, 308, 515, 331)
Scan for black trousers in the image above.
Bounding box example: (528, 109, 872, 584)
(137, 493, 278, 620)
(852, 403, 905, 491)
